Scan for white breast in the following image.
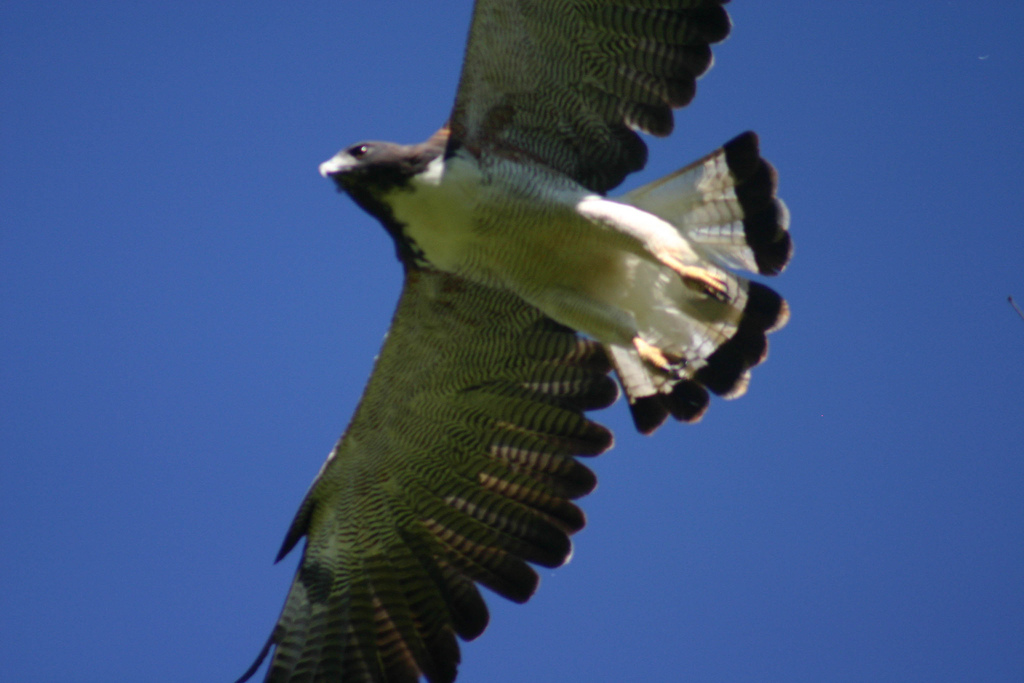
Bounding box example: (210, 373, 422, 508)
(386, 155, 480, 272)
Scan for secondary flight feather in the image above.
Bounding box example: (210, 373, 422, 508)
(237, 2, 792, 681)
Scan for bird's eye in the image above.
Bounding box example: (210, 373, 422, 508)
(349, 144, 369, 158)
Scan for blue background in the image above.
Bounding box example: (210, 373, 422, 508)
(3, 2, 1022, 681)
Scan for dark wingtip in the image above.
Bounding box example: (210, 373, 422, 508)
(451, 590, 489, 641)
(233, 632, 275, 683)
(632, 102, 675, 137)
(697, 5, 733, 44)
(501, 561, 540, 604)
(561, 460, 599, 498)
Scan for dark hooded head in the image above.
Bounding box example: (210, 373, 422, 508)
(318, 129, 449, 266)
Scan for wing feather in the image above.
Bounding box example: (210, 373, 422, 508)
(237, 269, 617, 683)
(448, 0, 731, 192)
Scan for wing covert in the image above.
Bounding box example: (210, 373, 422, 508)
(447, 0, 731, 192)
(238, 269, 617, 683)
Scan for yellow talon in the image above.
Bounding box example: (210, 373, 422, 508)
(634, 337, 673, 371)
(663, 257, 728, 300)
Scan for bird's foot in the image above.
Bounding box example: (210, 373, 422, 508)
(633, 337, 682, 371)
(663, 257, 729, 301)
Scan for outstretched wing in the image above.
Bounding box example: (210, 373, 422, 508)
(448, 0, 731, 192)
(238, 269, 618, 683)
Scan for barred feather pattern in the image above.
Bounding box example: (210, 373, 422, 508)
(237, 269, 617, 683)
(612, 131, 792, 433)
(448, 0, 731, 192)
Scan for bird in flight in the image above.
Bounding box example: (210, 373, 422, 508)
(237, 2, 792, 681)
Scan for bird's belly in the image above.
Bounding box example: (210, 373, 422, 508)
(388, 171, 479, 273)
(390, 161, 620, 289)
(474, 209, 625, 295)
(461, 199, 655, 346)
(389, 158, 666, 344)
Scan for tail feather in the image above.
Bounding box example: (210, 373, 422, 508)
(623, 130, 792, 278)
(612, 132, 791, 431)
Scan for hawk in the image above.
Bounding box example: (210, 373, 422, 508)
(237, 2, 791, 681)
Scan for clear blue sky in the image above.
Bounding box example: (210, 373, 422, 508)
(3, 2, 1022, 682)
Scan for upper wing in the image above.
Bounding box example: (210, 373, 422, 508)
(447, 0, 732, 193)
(237, 269, 617, 683)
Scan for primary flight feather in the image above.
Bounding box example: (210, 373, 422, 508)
(237, 1, 792, 681)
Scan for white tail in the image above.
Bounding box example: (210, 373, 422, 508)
(610, 132, 792, 434)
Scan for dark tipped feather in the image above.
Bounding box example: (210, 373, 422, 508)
(238, 2, 794, 681)
(745, 200, 793, 276)
(666, 380, 711, 422)
(719, 134, 794, 276)
(722, 131, 763, 180)
(449, 0, 732, 192)
(239, 271, 617, 683)
(694, 281, 786, 397)
(626, 378, 709, 435)
(628, 395, 670, 435)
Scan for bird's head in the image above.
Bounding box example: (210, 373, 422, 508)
(319, 138, 444, 197)
(318, 129, 449, 267)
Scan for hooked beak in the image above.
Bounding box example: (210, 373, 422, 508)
(318, 153, 355, 179)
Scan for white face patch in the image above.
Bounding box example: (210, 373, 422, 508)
(412, 155, 446, 187)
